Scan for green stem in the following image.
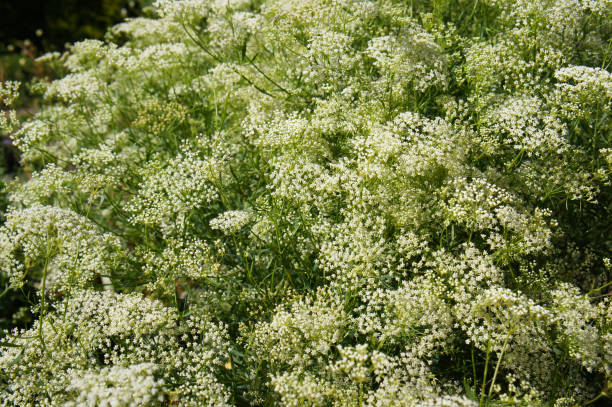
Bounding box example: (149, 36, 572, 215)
(472, 347, 477, 394)
(488, 332, 511, 401)
(586, 281, 612, 296)
(359, 382, 364, 407)
(583, 392, 604, 406)
(38, 252, 50, 351)
(480, 339, 491, 406)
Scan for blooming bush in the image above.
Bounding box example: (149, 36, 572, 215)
(1, 0, 611, 406)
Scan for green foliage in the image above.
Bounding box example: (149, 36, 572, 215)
(0, 0, 611, 406)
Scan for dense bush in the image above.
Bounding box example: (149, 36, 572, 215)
(1, 0, 611, 406)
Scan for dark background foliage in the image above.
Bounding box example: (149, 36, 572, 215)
(0, 0, 140, 50)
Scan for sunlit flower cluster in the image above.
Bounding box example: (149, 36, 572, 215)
(1, 0, 611, 405)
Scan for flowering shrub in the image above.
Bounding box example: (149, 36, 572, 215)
(1, 0, 611, 406)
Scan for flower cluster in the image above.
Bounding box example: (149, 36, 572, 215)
(1, 0, 611, 406)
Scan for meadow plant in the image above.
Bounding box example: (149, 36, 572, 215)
(0, 0, 611, 406)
